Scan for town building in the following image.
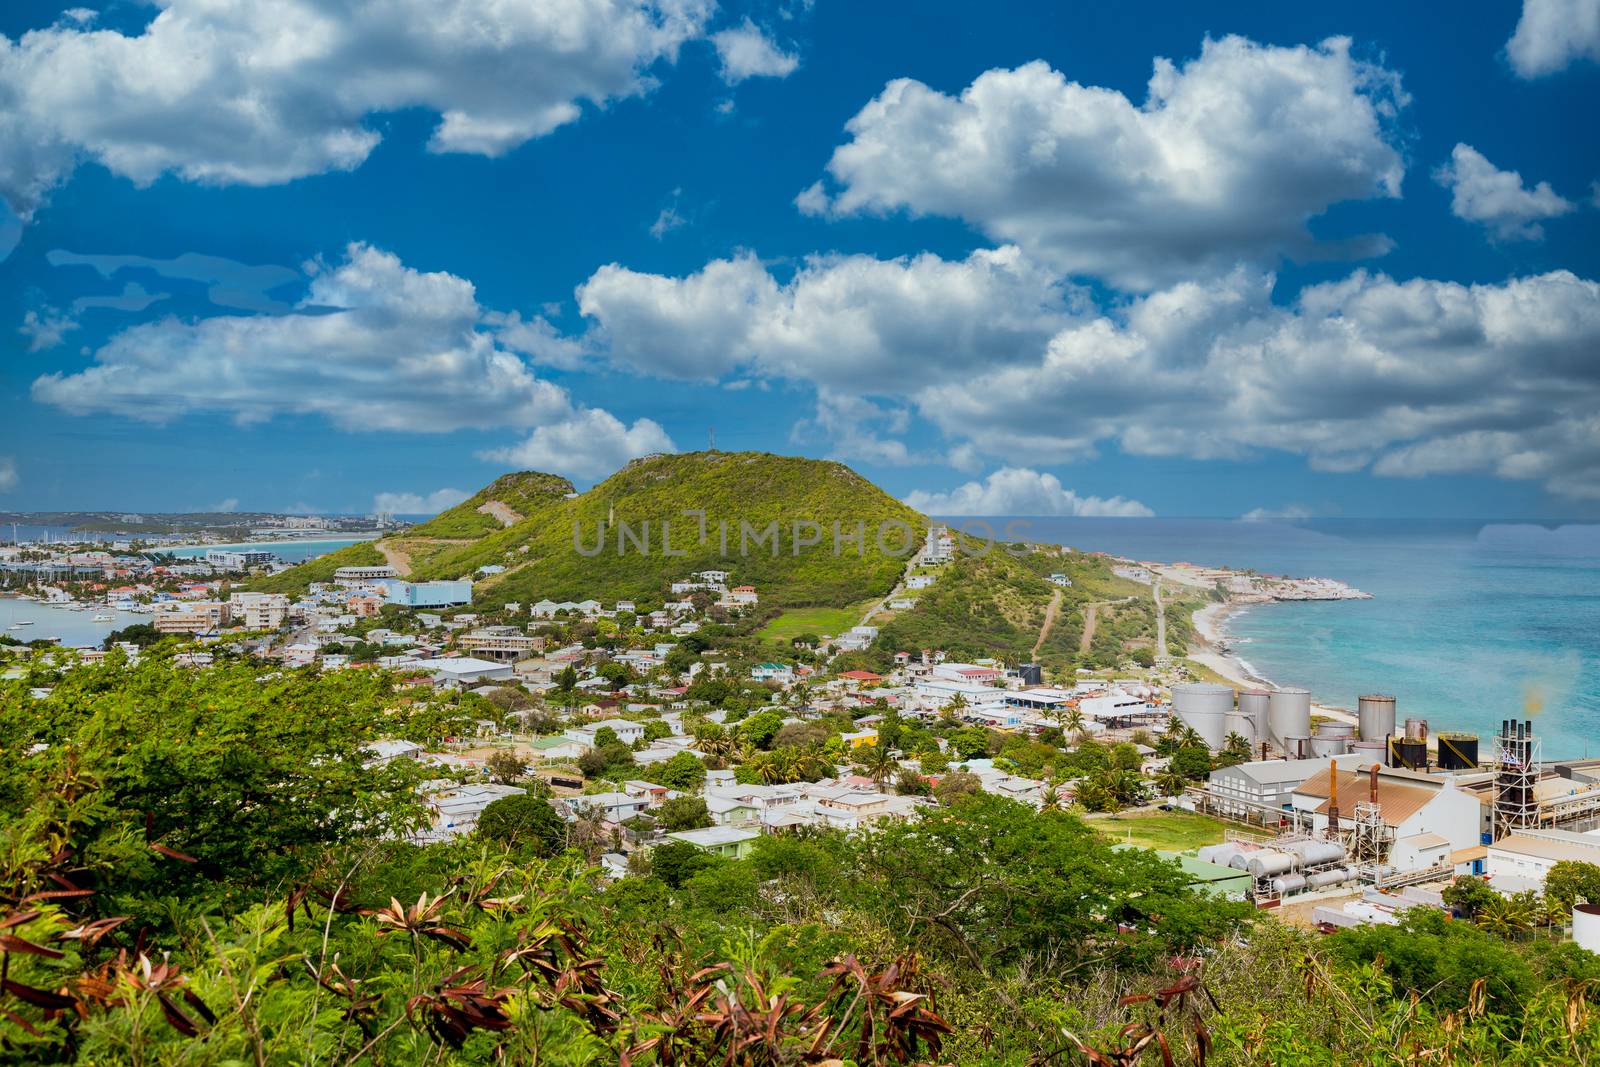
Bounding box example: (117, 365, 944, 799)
(153, 600, 230, 635)
(377, 579, 473, 607)
(228, 591, 290, 630)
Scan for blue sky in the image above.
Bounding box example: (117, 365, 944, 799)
(1, 0, 1597, 520)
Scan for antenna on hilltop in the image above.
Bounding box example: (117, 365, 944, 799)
(708, 425, 716, 452)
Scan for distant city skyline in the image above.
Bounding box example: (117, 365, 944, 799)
(1, 1, 1597, 520)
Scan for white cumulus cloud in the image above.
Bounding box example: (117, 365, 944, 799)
(32, 242, 575, 432)
(711, 19, 799, 84)
(18, 306, 76, 350)
(916, 268, 1600, 499)
(373, 488, 469, 515)
(1506, 0, 1600, 77)
(0, 456, 17, 493)
(0, 0, 713, 218)
(1434, 143, 1574, 241)
(905, 468, 1154, 517)
(479, 408, 675, 482)
(576, 245, 1072, 389)
(802, 36, 1407, 288)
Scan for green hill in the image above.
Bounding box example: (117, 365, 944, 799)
(255, 452, 927, 609)
(856, 540, 1157, 671)
(406, 471, 575, 538)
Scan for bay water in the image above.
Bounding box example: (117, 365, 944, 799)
(951, 517, 1600, 760)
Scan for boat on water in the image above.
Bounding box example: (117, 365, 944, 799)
(93, 614, 114, 622)
(10, 621, 34, 628)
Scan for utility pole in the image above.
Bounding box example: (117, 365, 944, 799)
(708, 425, 716, 452)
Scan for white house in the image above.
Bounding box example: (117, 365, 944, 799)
(425, 657, 514, 686)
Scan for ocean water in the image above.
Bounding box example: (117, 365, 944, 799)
(163, 538, 367, 564)
(0, 598, 148, 648)
(947, 518, 1600, 760)
(2, 539, 363, 647)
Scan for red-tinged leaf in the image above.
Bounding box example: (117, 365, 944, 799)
(20, 888, 93, 904)
(419, 927, 473, 951)
(2, 979, 76, 1010)
(182, 988, 217, 1026)
(2, 1008, 43, 1036)
(60, 916, 130, 947)
(0, 911, 42, 930)
(0, 935, 65, 959)
(150, 842, 198, 863)
(157, 991, 199, 1036)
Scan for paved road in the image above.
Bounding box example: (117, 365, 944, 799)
(857, 553, 922, 629)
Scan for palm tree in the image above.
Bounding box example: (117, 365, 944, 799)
(1038, 783, 1062, 813)
(859, 743, 898, 788)
(1477, 892, 1539, 940)
(1060, 706, 1087, 746)
(1220, 731, 1252, 766)
(1156, 766, 1187, 797)
(694, 724, 737, 768)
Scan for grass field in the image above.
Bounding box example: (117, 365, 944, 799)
(759, 602, 875, 644)
(1090, 809, 1267, 853)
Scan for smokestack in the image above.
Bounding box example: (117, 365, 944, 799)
(1327, 759, 1340, 836)
(1369, 763, 1379, 804)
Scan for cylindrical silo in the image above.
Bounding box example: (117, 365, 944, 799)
(1269, 687, 1312, 751)
(1315, 722, 1356, 740)
(1234, 689, 1268, 748)
(1171, 682, 1233, 750)
(1389, 737, 1427, 770)
(1282, 735, 1311, 759)
(1436, 733, 1479, 771)
(1574, 904, 1600, 953)
(1358, 695, 1397, 744)
(1350, 740, 1387, 765)
(1404, 717, 1429, 743)
(1309, 736, 1350, 758)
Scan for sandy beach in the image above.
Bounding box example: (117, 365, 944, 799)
(1188, 600, 1358, 726)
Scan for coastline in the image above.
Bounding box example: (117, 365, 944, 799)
(1187, 598, 1358, 727)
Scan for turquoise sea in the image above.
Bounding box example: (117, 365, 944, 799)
(950, 518, 1600, 761)
(163, 538, 367, 564)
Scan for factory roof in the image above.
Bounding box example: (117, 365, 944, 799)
(1489, 834, 1600, 864)
(1298, 768, 1437, 826)
(1214, 757, 1333, 786)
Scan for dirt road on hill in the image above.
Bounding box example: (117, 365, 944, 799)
(477, 500, 522, 527)
(376, 540, 412, 577)
(1032, 589, 1063, 659)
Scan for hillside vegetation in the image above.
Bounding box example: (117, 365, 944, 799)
(256, 452, 927, 609)
(406, 471, 575, 538)
(861, 539, 1152, 669)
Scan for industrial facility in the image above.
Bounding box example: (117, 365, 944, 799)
(1173, 680, 1600, 929)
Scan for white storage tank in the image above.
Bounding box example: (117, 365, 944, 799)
(1576, 904, 1600, 954)
(1288, 840, 1346, 868)
(1269, 687, 1313, 750)
(1306, 868, 1351, 890)
(1237, 690, 1269, 740)
(1171, 682, 1233, 750)
(1270, 874, 1307, 895)
(1358, 694, 1397, 744)
(1247, 850, 1297, 879)
(1309, 736, 1350, 758)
